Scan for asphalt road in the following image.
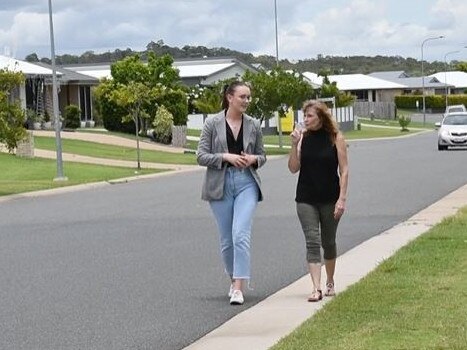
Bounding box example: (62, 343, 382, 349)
(1, 130, 466, 350)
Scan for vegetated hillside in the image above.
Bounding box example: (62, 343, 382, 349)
(24, 39, 450, 76)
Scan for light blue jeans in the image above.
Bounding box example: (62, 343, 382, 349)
(209, 167, 259, 280)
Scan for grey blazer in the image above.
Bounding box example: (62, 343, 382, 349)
(197, 111, 267, 201)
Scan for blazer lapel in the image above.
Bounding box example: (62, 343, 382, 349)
(214, 113, 229, 153)
(243, 117, 254, 152)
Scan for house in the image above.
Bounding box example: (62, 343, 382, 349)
(64, 57, 259, 87)
(173, 57, 258, 86)
(1, 55, 100, 126)
(304, 72, 406, 102)
(0, 54, 58, 117)
(429, 71, 467, 95)
(35, 62, 99, 124)
(369, 70, 450, 96)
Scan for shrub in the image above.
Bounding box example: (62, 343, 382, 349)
(63, 104, 81, 129)
(94, 80, 134, 133)
(152, 105, 173, 144)
(398, 115, 411, 131)
(156, 89, 188, 126)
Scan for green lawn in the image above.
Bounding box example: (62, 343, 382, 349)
(0, 153, 162, 196)
(34, 136, 198, 165)
(271, 206, 467, 350)
(359, 116, 435, 129)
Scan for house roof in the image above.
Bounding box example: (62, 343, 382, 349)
(368, 70, 449, 89)
(368, 71, 409, 79)
(394, 76, 448, 89)
(34, 62, 99, 84)
(302, 72, 322, 87)
(173, 61, 236, 78)
(0, 55, 57, 76)
(63, 57, 257, 82)
(429, 71, 467, 88)
(304, 72, 407, 91)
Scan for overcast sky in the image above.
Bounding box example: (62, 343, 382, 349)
(1, 0, 466, 63)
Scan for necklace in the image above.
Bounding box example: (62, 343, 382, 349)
(226, 116, 242, 131)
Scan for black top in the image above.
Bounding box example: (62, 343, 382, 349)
(295, 128, 340, 205)
(226, 118, 244, 155)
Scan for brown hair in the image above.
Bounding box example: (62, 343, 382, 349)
(221, 81, 251, 110)
(302, 100, 339, 143)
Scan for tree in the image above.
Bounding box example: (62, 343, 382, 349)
(188, 79, 233, 116)
(192, 86, 222, 114)
(24, 53, 39, 62)
(456, 62, 467, 73)
(0, 70, 27, 152)
(244, 67, 314, 147)
(245, 67, 313, 120)
(96, 52, 188, 136)
(110, 81, 152, 170)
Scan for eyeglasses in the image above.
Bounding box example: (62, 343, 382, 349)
(238, 94, 252, 102)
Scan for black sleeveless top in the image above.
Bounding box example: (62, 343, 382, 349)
(295, 128, 340, 205)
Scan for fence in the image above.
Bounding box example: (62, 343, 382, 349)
(354, 102, 396, 119)
(188, 106, 355, 133)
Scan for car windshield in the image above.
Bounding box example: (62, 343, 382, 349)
(443, 115, 467, 125)
(448, 107, 465, 113)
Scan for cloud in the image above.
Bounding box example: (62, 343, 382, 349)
(0, 0, 466, 62)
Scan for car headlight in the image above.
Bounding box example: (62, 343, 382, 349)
(440, 130, 450, 137)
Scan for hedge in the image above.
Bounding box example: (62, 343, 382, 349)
(395, 94, 467, 109)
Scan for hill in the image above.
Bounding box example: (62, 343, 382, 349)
(24, 39, 451, 76)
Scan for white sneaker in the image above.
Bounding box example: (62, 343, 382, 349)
(228, 284, 234, 297)
(229, 290, 244, 305)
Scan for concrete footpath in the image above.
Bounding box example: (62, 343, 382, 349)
(183, 183, 467, 350)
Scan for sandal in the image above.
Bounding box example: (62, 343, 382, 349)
(307, 289, 322, 302)
(324, 282, 335, 297)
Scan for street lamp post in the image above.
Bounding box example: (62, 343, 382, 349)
(274, 0, 279, 66)
(421, 35, 444, 126)
(273, 0, 284, 147)
(48, 0, 67, 181)
(444, 50, 460, 108)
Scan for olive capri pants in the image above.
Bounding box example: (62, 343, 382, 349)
(296, 202, 339, 263)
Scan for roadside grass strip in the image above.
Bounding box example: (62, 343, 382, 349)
(271, 206, 467, 350)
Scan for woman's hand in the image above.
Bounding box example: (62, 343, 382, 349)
(223, 153, 255, 168)
(290, 128, 302, 146)
(240, 152, 257, 167)
(334, 198, 346, 220)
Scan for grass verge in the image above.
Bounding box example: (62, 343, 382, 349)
(358, 117, 435, 129)
(0, 153, 162, 196)
(34, 136, 198, 165)
(271, 206, 467, 350)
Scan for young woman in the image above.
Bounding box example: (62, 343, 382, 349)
(197, 81, 266, 305)
(288, 100, 349, 302)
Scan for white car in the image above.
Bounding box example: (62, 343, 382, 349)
(445, 104, 466, 114)
(436, 112, 467, 151)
